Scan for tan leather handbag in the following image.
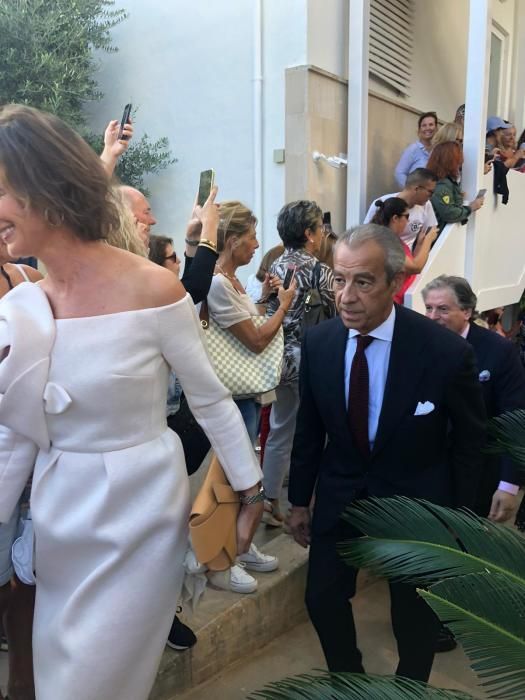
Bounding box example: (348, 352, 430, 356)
(189, 455, 240, 571)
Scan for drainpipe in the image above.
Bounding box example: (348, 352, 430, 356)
(346, 0, 370, 227)
(253, 0, 263, 264)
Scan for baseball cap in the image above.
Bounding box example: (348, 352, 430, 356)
(486, 116, 508, 133)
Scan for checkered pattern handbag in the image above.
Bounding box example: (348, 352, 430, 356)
(200, 302, 284, 396)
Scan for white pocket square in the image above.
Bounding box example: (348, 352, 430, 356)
(414, 401, 435, 416)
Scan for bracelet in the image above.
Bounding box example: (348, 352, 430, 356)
(198, 242, 219, 255)
(199, 238, 217, 251)
(185, 238, 199, 247)
(239, 484, 266, 505)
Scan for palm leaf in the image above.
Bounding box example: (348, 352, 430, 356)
(420, 573, 525, 699)
(486, 410, 525, 468)
(248, 671, 475, 699)
(338, 497, 525, 586)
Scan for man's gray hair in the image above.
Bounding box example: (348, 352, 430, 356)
(422, 275, 477, 311)
(336, 224, 406, 283)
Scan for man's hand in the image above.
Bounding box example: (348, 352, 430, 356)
(488, 489, 518, 523)
(286, 505, 311, 548)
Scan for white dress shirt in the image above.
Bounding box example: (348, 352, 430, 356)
(344, 306, 396, 449)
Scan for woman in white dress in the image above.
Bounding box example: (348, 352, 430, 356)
(0, 105, 264, 700)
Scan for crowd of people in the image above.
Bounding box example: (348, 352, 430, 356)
(0, 102, 523, 700)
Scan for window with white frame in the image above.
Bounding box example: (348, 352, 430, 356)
(369, 0, 414, 96)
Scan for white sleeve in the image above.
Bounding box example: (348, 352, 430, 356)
(0, 426, 37, 523)
(424, 202, 438, 227)
(156, 295, 262, 491)
(363, 201, 376, 224)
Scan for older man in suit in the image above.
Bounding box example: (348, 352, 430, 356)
(287, 225, 486, 682)
(423, 275, 525, 521)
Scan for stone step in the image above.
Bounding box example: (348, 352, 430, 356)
(149, 533, 309, 700)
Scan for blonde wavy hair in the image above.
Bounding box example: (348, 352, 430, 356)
(432, 121, 463, 148)
(106, 187, 147, 256)
(217, 201, 257, 252)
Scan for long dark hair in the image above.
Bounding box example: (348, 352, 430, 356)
(370, 197, 408, 227)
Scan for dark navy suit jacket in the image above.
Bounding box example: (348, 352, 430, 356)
(288, 304, 487, 535)
(466, 322, 525, 496)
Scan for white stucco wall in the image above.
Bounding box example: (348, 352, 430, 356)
(87, 0, 308, 275)
(369, 0, 517, 122)
(306, 0, 349, 80)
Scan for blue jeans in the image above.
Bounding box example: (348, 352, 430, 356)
(234, 399, 261, 447)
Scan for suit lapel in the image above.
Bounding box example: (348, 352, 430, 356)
(323, 318, 350, 431)
(372, 307, 427, 458)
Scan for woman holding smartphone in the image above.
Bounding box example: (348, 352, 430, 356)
(427, 142, 484, 233)
(0, 104, 264, 700)
(371, 197, 437, 304)
(261, 201, 336, 527)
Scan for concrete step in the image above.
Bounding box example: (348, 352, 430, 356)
(174, 581, 483, 700)
(149, 533, 309, 700)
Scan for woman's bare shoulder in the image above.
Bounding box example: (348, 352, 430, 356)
(111, 249, 186, 308)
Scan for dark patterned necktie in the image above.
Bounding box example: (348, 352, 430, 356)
(349, 335, 374, 457)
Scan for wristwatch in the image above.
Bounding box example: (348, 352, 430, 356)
(239, 484, 266, 505)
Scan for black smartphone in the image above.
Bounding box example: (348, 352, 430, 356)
(197, 169, 215, 207)
(118, 103, 132, 141)
(476, 188, 487, 199)
(283, 263, 297, 290)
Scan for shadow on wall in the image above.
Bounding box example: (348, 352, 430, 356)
(366, 93, 423, 209)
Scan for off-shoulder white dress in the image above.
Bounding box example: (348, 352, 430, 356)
(0, 283, 262, 700)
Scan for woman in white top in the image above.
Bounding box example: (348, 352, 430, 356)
(0, 104, 263, 700)
(207, 201, 295, 443)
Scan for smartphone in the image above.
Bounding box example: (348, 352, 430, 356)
(197, 169, 215, 207)
(425, 225, 434, 235)
(117, 103, 132, 141)
(476, 188, 487, 199)
(283, 263, 297, 290)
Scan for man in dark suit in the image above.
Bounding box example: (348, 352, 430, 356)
(423, 275, 524, 521)
(287, 225, 486, 682)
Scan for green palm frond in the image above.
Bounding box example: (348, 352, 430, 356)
(420, 573, 525, 699)
(486, 410, 525, 468)
(248, 671, 475, 699)
(339, 497, 525, 586)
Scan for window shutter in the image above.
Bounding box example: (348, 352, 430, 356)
(369, 0, 414, 96)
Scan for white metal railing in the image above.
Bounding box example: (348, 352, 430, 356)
(405, 168, 525, 314)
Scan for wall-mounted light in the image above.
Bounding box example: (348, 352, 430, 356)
(312, 151, 348, 169)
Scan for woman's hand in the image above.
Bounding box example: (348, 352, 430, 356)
(277, 279, 297, 312)
(195, 185, 219, 231)
(103, 119, 133, 158)
(425, 226, 438, 244)
(236, 502, 264, 554)
(469, 196, 484, 212)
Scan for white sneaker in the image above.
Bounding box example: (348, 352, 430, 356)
(238, 543, 279, 573)
(207, 564, 258, 594)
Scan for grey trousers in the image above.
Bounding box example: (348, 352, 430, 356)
(262, 382, 300, 499)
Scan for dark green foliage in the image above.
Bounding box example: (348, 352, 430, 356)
(249, 671, 475, 699)
(0, 0, 174, 191)
(0, 0, 126, 125)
